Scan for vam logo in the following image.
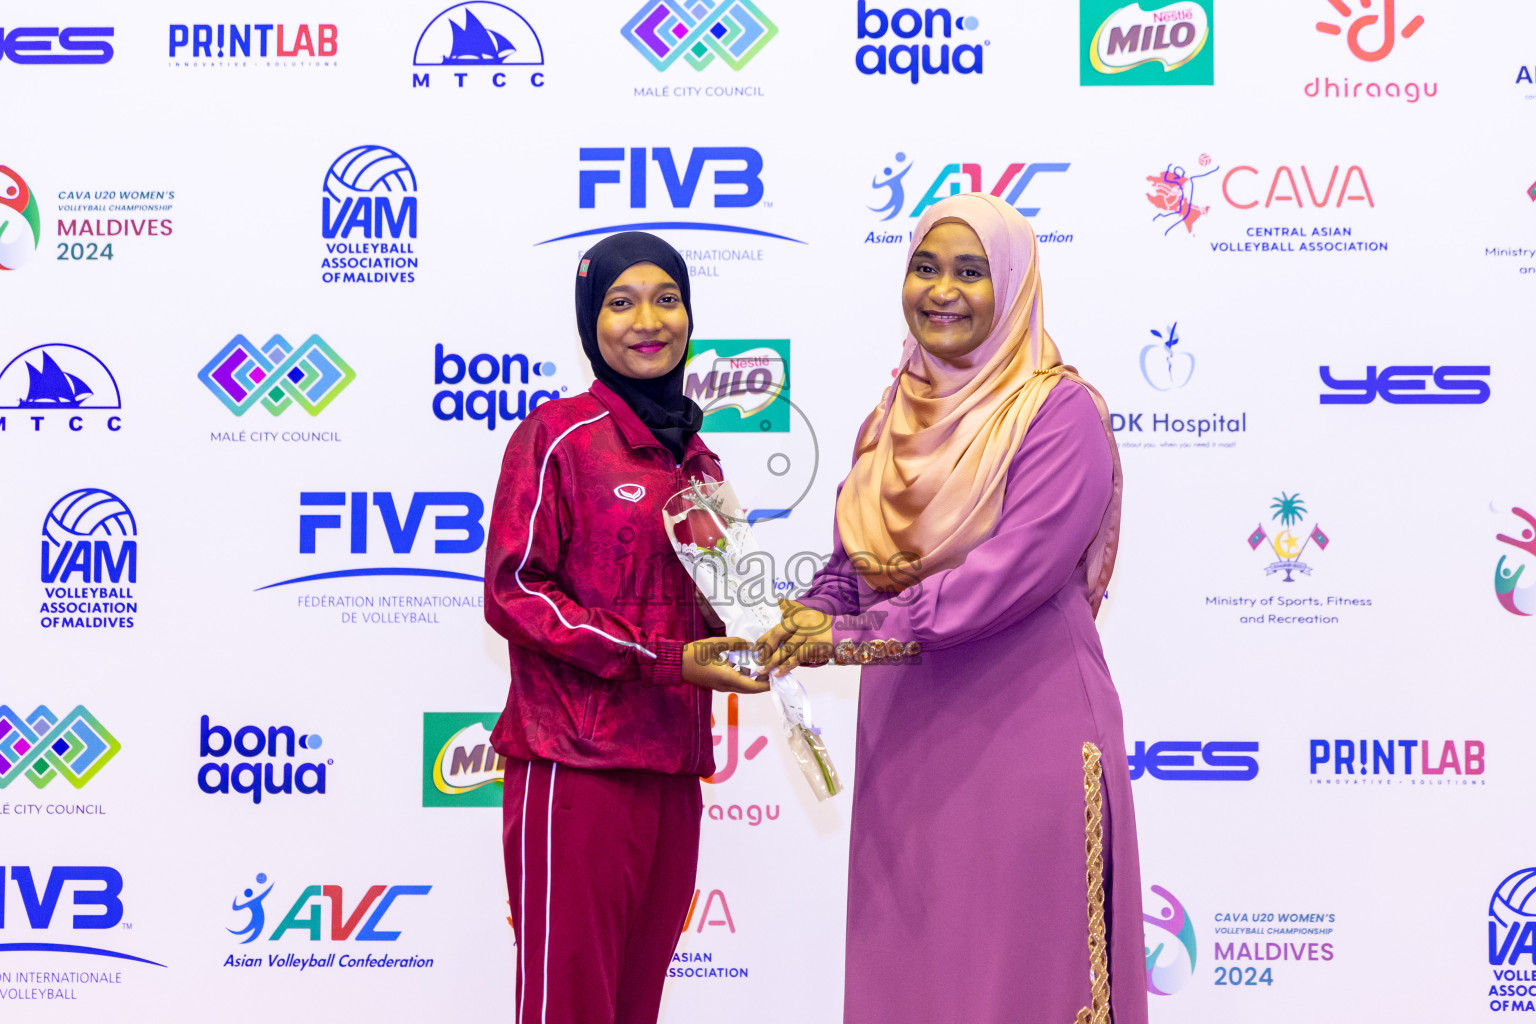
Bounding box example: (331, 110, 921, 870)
(1083, 1, 1212, 86)
(319, 145, 419, 286)
(38, 488, 139, 630)
(1490, 868, 1536, 969)
(623, 0, 777, 71)
(199, 335, 354, 417)
(0, 164, 40, 270)
(685, 340, 789, 432)
(422, 712, 504, 808)
(0, 705, 120, 790)
(411, 2, 545, 89)
(1494, 505, 1536, 617)
(855, 2, 985, 84)
(0, 344, 123, 433)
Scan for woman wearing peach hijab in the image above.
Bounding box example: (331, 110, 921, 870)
(761, 194, 1146, 1023)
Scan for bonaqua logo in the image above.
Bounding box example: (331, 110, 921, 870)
(197, 716, 328, 804)
(432, 344, 563, 429)
(623, 0, 777, 71)
(855, 2, 985, 84)
(0, 164, 40, 270)
(1247, 491, 1329, 582)
(1145, 884, 1197, 995)
(1495, 505, 1536, 617)
(199, 334, 354, 417)
(0, 705, 120, 790)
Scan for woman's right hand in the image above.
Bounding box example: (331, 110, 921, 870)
(681, 638, 770, 694)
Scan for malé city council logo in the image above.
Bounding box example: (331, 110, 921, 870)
(199, 335, 354, 416)
(0, 164, 41, 271)
(0, 704, 120, 789)
(1248, 491, 1329, 582)
(622, 0, 777, 71)
(1494, 505, 1536, 617)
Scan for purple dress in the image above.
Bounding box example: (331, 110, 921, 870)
(801, 382, 1148, 1024)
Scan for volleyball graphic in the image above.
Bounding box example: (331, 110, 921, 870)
(1492, 868, 1536, 928)
(0, 164, 41, 272)
(323, 146, 417, 201)
(43, 488, 138, 546)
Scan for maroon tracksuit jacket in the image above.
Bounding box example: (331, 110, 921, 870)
(484, 379, 724, 1024)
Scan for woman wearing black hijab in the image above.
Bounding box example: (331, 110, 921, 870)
(484, 232, 763, 1024)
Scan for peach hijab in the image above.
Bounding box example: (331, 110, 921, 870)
(834, 193, 1123, 612)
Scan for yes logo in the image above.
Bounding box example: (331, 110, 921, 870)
(1318, 365, 1490, 405)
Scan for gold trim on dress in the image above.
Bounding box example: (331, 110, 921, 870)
(1075, 741, 1111, 1024)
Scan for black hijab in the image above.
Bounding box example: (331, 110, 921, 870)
(574, 232, 703, 462)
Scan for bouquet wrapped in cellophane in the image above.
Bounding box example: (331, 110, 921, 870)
(662, 479, 842, 801)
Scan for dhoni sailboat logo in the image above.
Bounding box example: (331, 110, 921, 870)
(0, 344, 124, 434)
(411, 2, 546, 89)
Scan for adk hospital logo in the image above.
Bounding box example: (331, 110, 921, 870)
(37, 488, 138, 630)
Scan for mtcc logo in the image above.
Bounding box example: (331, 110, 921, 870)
(1247, 491, 1328, 582)
(623, 0, 777, 71)
(411, 2, 545, 88)
(228, 874, 431, 943)
(1140, 323, 1193, 390)
(1145, 884, 1197, 995)
(0, 344, 124, 433)
(0, 705, 120, 790)
(1494, 505, 1536, 617)
(0, 164, 40, 270)
(199, 335, 354, 417)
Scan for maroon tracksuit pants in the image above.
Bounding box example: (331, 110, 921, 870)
(503, 759, 702, 1024)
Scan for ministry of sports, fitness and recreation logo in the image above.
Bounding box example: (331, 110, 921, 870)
(0, 704, 120, 789)
(0, 344, 124, 435)
(1494, 505, 1536, 617)
(0, 164, 41, 271)
(1247, 492, 1329, 582)
(422, 712, 504, 808)
(199, 335, 354, 417)
(410, 2, 545, 89)
(320, 146, 419, 285)
(622, 0, 777, 71)
(38, 488, 139, 630)
(1145, 884, 1197, 995)
(1082, 1, 1213, 86)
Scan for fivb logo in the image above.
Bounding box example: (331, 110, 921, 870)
(855, 2, 985, 83)
(423, 712, 504, 808)
(198, 716, 328, 804)
(432, 344, 563, 430)
(0, 705, 120, 791)
(0, 866, 164, 966)
(623, 0, 777, 71)
(685, 340, 789, 433)
(228, 873, 430, 943)
(199, 335, 355, 417)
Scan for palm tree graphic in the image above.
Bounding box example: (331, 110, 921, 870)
(1268, 492, 1310, 580)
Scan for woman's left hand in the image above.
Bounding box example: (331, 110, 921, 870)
(756, 598, 833, 679)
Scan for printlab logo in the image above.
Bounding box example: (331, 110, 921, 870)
(0, 705, 120, 790)
(167, 22, 338, 65)
(1082, 1, 1213, 86)
(1140, 323, 1193, 390)
(227, 874, 431, 944)
(1494, 505, 1536, 618)
(432, 344, 564, 430)
(411, 2, 545, 89)
(0, 345, 124, 434)
(0, 164, 40, 270)
(198, 716, 328, 805)
(855, 2, 985, 83)
(38, 488, 139, 630)
(320, 145, 419, 286)
(1309, 738, 1484, 780)
(1128, 741, 1258, 781)
(1145, 885, 1196, 995)
(423, 712, 504, 808)
(199, 335, 354, 417)
(1319, 364, 1490, 405)
(0, 866, 165, 970)
(1247, 492, 1328, 582)
(0, 26, 114, 65)
(685, 340, 789, 432)
(1146, 156, 1218, 237)
(623, 0, 777, 71)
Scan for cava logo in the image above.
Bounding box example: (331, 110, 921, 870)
(1146, 157, 1218, 236)
(423, 713, 504, 807)
(38, 488, 138, 630)
(1247, 492, 1328, 582)
(685, 340, 788, 432)
(0, 164, 40, 270)
(410, 2, 545, 90)
(0, 705, 120, 790)
(1494, 505, 1536, 617)
(623, 0, 777, 71)
(1082, 1, 1212, 86)
(199, 335, 354, 417)
(1144, 885, 1197, 994)
(0, 344, 123, 434)
(198, 716, 328, 805)
(319, 145, 419, 286)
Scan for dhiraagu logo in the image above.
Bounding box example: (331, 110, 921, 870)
(684, 339, 789, 433)
(1081, 1, 1213, 86)
(423, 712, 504, 807)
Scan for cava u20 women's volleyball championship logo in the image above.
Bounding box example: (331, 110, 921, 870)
(1144, 884, 1197, 995)
(1494, 505, 1536, 617)
(1248, 491, 1329, 582)
(0, 165, 41, 271)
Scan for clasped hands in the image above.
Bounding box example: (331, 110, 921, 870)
(680, 599, 832, 695)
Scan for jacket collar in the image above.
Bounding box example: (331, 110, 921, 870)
(589, 379, 719, 466)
